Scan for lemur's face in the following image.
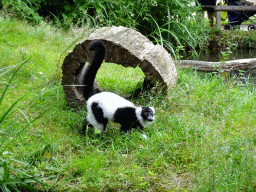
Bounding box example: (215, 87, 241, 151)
(141, 107, 155, 122)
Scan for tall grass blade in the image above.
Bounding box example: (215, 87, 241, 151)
(23, 78, 57, 110)
(3, 161, 9, 181)
(0, 60, 28, 106)
(6, 184, 21, 192)
(1, 108, 49, 154)
(0, 97, 23, 124)
(148, 14, 163, 46)
(0, 66, 16, 78)
(0, 177, 42, 185)
(0, 185, 9, 192)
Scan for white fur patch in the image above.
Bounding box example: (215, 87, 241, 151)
(150, 107, 155, 114)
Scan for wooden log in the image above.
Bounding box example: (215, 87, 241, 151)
(61, 26, 177, 110)
(175, 59, 256, 72)
(176, 59, 256, 85)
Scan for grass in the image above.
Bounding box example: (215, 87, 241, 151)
(1, 15, 256, 191)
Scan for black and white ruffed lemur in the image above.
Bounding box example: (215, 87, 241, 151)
(81, 40, 155, 138)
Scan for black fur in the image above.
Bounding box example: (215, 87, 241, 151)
(113, 107, 143, 132)
(91, 102, 108, 131)
(79, 40, 106, 100)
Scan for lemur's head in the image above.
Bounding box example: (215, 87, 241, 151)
(135, 107, 155, 128)
(141, 107, 155, 122)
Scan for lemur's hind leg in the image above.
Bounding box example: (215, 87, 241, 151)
(81, 120, 93, 134)
(91, 102, 108, 136)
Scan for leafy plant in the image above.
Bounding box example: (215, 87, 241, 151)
(1, 0, 208, 55)
(1, 0, 43, 24)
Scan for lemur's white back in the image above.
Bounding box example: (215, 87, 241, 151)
(87, 92, 135, 120)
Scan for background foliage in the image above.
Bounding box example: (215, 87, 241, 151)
(1, 0, 206, 56)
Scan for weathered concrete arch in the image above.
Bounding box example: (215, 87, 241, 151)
(62, 26, 177, 110)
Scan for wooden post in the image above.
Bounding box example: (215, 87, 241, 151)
(216, 11, 221, 28)
(214, 6, 256, 28)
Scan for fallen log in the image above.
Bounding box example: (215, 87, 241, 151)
(175, 58, 256, 72)
(176, 58, 256, 84)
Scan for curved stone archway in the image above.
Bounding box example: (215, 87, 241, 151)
(62, 26, 177, 110)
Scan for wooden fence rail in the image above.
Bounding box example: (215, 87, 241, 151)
(201, 5, 256, 28)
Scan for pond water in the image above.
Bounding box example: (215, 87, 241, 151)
(184, 49, 256, 62)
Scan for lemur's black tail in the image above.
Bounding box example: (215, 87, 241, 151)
(89, 40, 106, 67)
(76, 40, 106, 100)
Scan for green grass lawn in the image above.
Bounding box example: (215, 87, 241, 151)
(1, 15, 256, 191)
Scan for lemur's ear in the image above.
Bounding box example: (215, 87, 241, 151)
(149, 107, 155, 114)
